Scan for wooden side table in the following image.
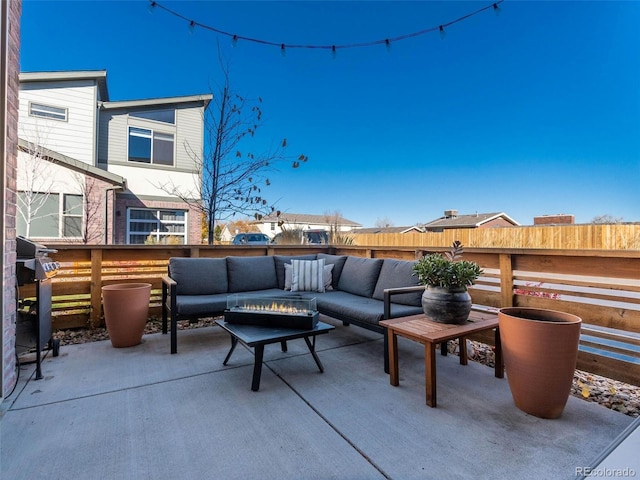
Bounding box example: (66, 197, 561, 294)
(380, 311, 503, 407)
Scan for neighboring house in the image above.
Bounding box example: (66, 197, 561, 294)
(254, 212, 362, 239)
(17, 70, 211, 244)
(422, 210, 519, 232)
(353, 226, 425, 235)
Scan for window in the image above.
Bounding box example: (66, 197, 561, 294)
(29, 102, 68, 121)
(129, 109, 175, 124)
(63, 194, 83, 237)
(128, 127, 174, 166)
(127, 208, 187, 244)
(17, 192, 83, 238)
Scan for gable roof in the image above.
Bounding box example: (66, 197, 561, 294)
(19, 70, 109, 101)
(354, 226, 425, 234)
(423, 212, 519, 229)
(18, 138, 127, 188)
(257, 212, 361, 228)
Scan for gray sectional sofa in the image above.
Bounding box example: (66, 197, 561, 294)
(161, 253, 425, 368)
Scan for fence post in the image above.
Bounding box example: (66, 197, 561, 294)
(499, 253, 514, 307)
(90, 248, 103, 328)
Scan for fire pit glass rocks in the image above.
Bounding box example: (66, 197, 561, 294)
(224, 295, 319, 329)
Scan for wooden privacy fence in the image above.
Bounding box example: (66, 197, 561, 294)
(19, 244, 640, 385)
(353, 224, 640, 250)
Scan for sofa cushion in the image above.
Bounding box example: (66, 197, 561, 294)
(291, 258, 326, 293)
(285, 263, 333, 291)
(227, 256, 278, 292)
(337, 257, 383, 298)
(274, 254, 317, 289)
(317, 254, 348, 289)
(373, 259, 423, 306)
(169, 258, 228, 295)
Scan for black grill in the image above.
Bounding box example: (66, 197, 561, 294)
(16, 236, 60, 379)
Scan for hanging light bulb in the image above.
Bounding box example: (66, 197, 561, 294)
(385, 38, 391, 53)
(493, 3, 501, 16)
(188, 20, 195, 34)
(439, 25, 446, 40)
(232, 35, 238, 47)
(148, 1, 156, 14)
(331, 45, 337, 60)
(280, 44, 286, 57)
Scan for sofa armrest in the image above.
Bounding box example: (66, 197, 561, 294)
(383, 285, 426, 319)
(161, 275, 177, 335)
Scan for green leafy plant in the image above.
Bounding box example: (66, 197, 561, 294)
(413, 241, 483, 290)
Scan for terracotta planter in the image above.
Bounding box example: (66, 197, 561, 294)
(102, 283, 151, 348)
(498, 307, 582, 419)
(421, 286, 472, 324)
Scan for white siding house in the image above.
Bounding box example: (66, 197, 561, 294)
(17, 70, 211, 244)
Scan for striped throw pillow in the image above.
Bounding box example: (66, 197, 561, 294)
(291, 259, 326, 293)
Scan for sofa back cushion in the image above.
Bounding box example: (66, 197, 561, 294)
(337, 256, 383, 298)
(227, 256, 278, 292)
(169, 258, 228, 295)
(274, 254, 317, 289)
(317, 254, 348, 289)
(373, 259, 422, 306)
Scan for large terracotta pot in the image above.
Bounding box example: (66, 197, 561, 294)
(498, 307, 582, 419)
(421, 286, 472, 324)
(102, 283, 151, 348)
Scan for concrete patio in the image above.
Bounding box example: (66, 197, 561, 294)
(1, 316, 636, 480)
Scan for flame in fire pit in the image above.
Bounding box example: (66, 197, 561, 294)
(236, 300, 310, 316)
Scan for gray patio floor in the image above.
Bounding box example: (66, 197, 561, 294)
(1, 316, 636, 480)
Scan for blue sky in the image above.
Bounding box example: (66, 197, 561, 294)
(20, 0, 640, 227)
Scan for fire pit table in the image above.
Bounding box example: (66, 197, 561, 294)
(217, 295, 335, 391)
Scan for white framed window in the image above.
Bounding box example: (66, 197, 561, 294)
(17, 192, 83, 238)
(127, 208, 187, 245)
(129, 109, 175, 124)
(128, 126, 174, 166)
(28, 102, 68, 122)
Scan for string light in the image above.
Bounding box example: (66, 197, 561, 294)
(149, 0, 504, 53)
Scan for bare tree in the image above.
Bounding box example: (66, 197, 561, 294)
(17, 133, 58, 238)
(375, 217, 394, 228)
(591, 214, 624, 224)
(157, 57, 308, 244)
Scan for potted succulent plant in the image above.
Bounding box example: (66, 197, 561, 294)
(413, 241, 483, 324)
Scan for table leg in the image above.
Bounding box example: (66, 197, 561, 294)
(281, 340, 288, 352)
(425, 342, 437, 407)
(251, 345, 264, 391)
(388, 330, 399, 386)
(459, 336, 468, 366)
(304, 336, 324, 373)
(222, 337, 238, 366)
(494, 327, 504, 378)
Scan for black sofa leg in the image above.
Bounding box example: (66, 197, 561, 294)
(171, 315, 178, 354)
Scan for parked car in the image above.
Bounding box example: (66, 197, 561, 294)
(231, 233, 271, 245)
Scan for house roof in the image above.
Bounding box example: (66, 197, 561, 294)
(354, 226, 424, 234)
(257, 212, 362, 228)
(18, 138, 127, 188)
(423, 212, 520, 229)
(100, 94, 212, 111)
(19, 70, 109, 101)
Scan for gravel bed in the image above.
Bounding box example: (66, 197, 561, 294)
(53, 320, 639, 418)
